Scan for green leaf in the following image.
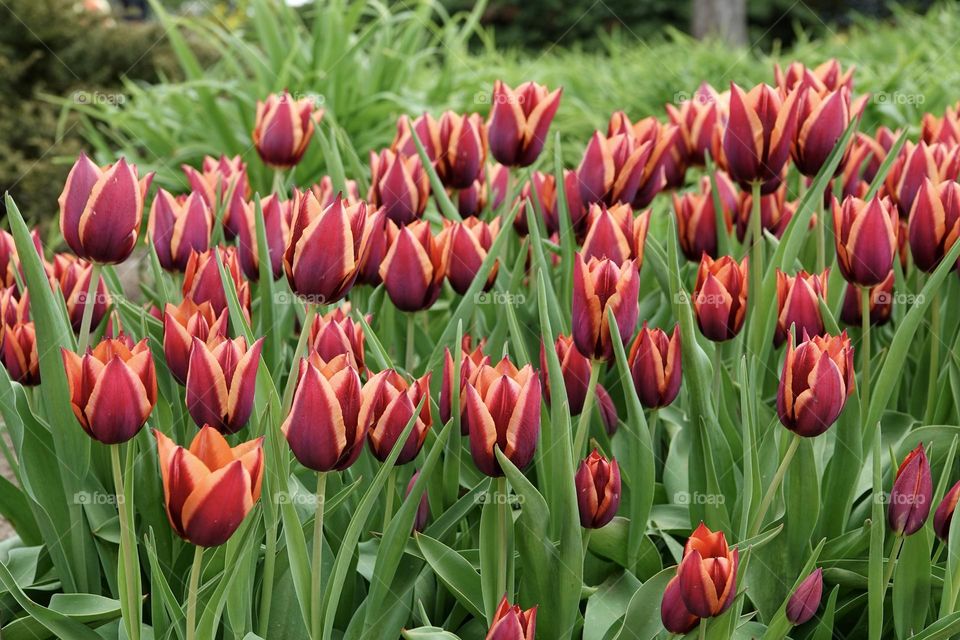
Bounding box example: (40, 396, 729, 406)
(415, 533, 485, 620)
(1, 594, 121, 640)
(401, 626, 462, 640)
(0, 559, 102, 640)
(892, 526, 931, 638)
(612, 567, 675, 640)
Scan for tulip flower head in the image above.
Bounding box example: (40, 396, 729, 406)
(406, 470, 430, 533)
(792, 86, 859, 177)
(786, 568, 823, 625)
(775, 59, 855, 95)
(908, 178, 960, 273)
(628, 323, 682, 409)
(458, 164, 509, 220)
(434, 111, 487, 189)
(735, 184, 800, 243)
(361, 370, 432, 465)
(677, 523, 739, 618)
(673, 172, 737, 261)
(884, 141, 939, 218)
(62, 336, 158, 444)
(182, 247, 251, 318)
(575, 450, 621, 529)
(661, 575, 700, 634)
(1, 321, 39, 386)
(379, 220, 446, 312)
(182, 155, 249, 208)
(238, 192, 295, 281)
(515, 169, 584, 236)
(839, 272, 894, 327)
(356, 207, 391, 287)
(577, 129, 655, 207)
(777, 331, 854, 437)
(148, 190, 213, 272)
(252, 91, 322, 168)
(832, 195, 899, 287)
(162, 298, 228, 385)
(889, 444, 933, 536)
(775, 269, 828, 347)
(934, 480, 960, 541)
(368, 149, 430, 225)
(693, 254, 748, 342)
(309, 305, 367, 371)
(437, 216, 501, 295)
(722, 83, 799, 192)
(610, 114, 686, 205)
(666, 82, 726, 167)
(155, 427, 264, 547)
(540, 333, 592, 415)
(487, 80, 562, 167)
(922, 105, 960, 146)
(185, 336, 264, 434)
(51, 254, 110, 334)
(580, 203, 650, 266)
(571, 253, 640, 361)
(440, 336, 489, 428)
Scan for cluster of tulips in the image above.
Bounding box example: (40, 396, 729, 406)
(3, 55, 960, 639)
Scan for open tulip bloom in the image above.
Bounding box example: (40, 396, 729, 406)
(10, 52, 960, 640)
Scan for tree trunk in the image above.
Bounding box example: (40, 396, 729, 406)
(691, 0, 748, 47)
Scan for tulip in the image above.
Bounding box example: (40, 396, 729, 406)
(774, 59, 855, 94)
(154, 426, 263, 547)
(628, 323, 682, 409)
(182, 155, 249, 206)
(379, 220, 446, 312)
(437, 216, 501, 295)
(0, 229, 43, 290)
(673, 172, 737, 261)
(487, 80, 562, 167)
(464, 358, 541, 477)
(678, 523, 739, 618)
(162, 299, 228, 385)
(610, 114, 686, 204)
(0, 286, 28, 327)
(185, 336, 263, 434)
(540, 334, 592, 415)
(932, 142, 960, 183)
(51, 254, 110, 333)
(457, 164, 509, 219)
(182, 247, 251, 318)
(840, 272, 894, 327)
(580, 203, 650, 266)
(237, 192, 295, 281)
(786, 568, 824, 625)
(693, 255, 748, 342)
(406, 470, 430, 533)
(310, 176, 361, 209)
(922, 105, 960, 146)
(62, 336, 158, 444)
(148, 190, 213, 272)
(252, 91, 322, 168)
(577, 129, 655, 207)
(1, 321, 39, 385)
(283, 193, 368, 304)
(515, 169, 584, 236)
(792, 87, 857, 177)
(889, 444, 933, 536)
(722, 83, 799, 192)
(361, 370, 432, 465)
(777, 332, 854, 437)
(356, 207, 391, 286)
(283, 353, 365, 472)
(368, 149, 430, 225)
(485, 594, 537, 640)
(440, 337, 489, 429)
(775, 269, 828, 347)
(392, 113, 441, 162)
(571, 254, 640, 361)
(666, 83, 725, 166)
(661, 575, 700, 634)
(309, 305, 367, 371)
(575, 450, 621, 529)
(934, 480, 960, 541)
(435, 112, 487, 189)
(908, 178, 960, 272)
(735, 184, 800, 243)
(885, 141, 939, 218)
(58, 154, 153, 264)
(832, 195, 899, 287)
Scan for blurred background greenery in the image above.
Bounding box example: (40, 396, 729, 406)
(1, 0, 956, 232)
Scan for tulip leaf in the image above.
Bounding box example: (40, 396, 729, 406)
(586, 517, 662, 578)
(553, 132, 576, 309)
(759, 537, 825, 640)
(0, 593, 121, 639)
(0, 559, 102, 640)
(252, 193, 281, 373)
(143, 528, 185, 639)
(583, 570, 641, 640)
(415, 533, 485, 621)
(315, 126, 348, 199)
(400, 627, 462, 640)
(868, 421, 886, 638)
(196, 513, 261, 638)
(892, 525, 931, 638)
(784, 437, 820, 571)
(525, 195, 566, 335)
(611, 567, 675, 640)
(912, 612, 960, 640)
(279, 475, 313, 632)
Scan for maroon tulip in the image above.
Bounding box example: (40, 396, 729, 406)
(840, 271, 894, 327)
(515, 169, 584, 236)
(571, 254, 640, 361)
(575, 450, 621, 529)
(182, 247, 251, 318)
(379, 220, 445, 312)
(185, 336, 263, 434)
(485, 594, 537, 640)
(777, 332, 854, 437)
(833, 195, 899, 287)
(666, 83, 725, 166)
(735, 184, 800, 243)
(440, 336, 489, 428)
(361, 370, 432, 465)
(368, 149, 430, 225)
(51, 254, 110, 334)
(0, 286, 28, 328)
(456, 164, 509, 219)
(309, 305, 367, 371)
(437, 216, 500, 294)
(923, 106, 960, 145)
(580, 203, 650, 266)
(792, 86, 858, 177)
(309, 176, 361, 209)
(775, 59, 855, 95)
(661, 575, 700, 634)
(252, 91, 322, 168)
(162, 298, 228, 385)
(596, 384, 619, 435)
(406, 470, 430, 533)
(678, 523, 739, 618)
(722, 83, 799, 192)
(610, 114, 686, 205)
(673, 172, 737, 261)
(889, 444, 933, 536)
(885, 141, 939, 218)
(238, 192, 295, 281)
(577, 129, 655, 207)
(540, 334, 592, 415)
(148, 190, 213, 272)
(934, 480, 960, 541)
(786, 568, 824, 625)
(487, 80, 562, 167)
(1, 321, 39, 386)
(908, 178, 960, 272)
(693, 254, 748, 342)
(436, 112, 487, 189)
(628, 323, 682, 409)
(356, 207, 391, 287)
(775, 269, 828, 347)
(182, 155, 249, 210)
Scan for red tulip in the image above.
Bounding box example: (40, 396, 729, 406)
(406, 470, 430, 533)
(571, 254, 640, 361)
(575, 450, 621, 529)
(238, 192, 295, 281)
(596, 384, 619, 435)
(58, 154, 153, 264)
(540, 334, 592, 415)
(908, 178, 960, 272)
(155, 426, 263, 547)
(786, 568, 823, 625)
(361, 370, 432, 465)
(309, 175, 361, 209)
(356, 207, 391, 287)
(775, 269, 828, 347)
(577, 129, 655, 207)
(661, 575, 700, 634)
(457, 164, 509, 219)
(673, 172, 737, 261)
(792, 86, 858, 177)
(774, 59, 855, 95)
(889, 444, 933, 536)
(777, 332, 854, 437)
(51, 254, 110, 334)
(0, 321, 39, 386)
(162, 298, 228, 385)
(185, 336, 263, 434)
(580, 203, 650, 266)
(182, 155, 249, 240)
(840, 272, 894, 327)
(435, 112, 487, 189)
(182, 247, 251, 318)
(666, 83, 725, 166)
(379, 220, 445, 312)
(309, 305, 367, 371)
(934, 480, 960, 541)
(922, 105, 960, 146)
(0, 286, 28, 328)
(252, 91, 322, 168)
(609, 113, 686, 204)
(832, 195, 899, 287)
(722, 83, 799, 192)
(735, 183, 800, 243)
(485, 594, 537, 640)
(884, 141, 939, 217)
(437, 216, 501, 295)
(678, 523, 739, 618)
(62, 336, 158, 444)
(693, 255, 748, 342)
(440, 336, 489, 429)
(148, 190, 213, 272)
(487, 80, 562, 167)
(515, 169, 584, 236)
(368, 149, 430, 225)
(628, 323, 682, 409)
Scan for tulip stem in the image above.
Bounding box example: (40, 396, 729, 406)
(405, 313, 416, 373)
(924, 289, 941, 423)
(186, 545, 203, 640)
(816, 198, 825, 273)
(881, 535, 904, 599)
(283, 303, 317, 413)
(111, 443, 140, 640)
(698, 618, 708, 640)
(860, 286, 872, 427)
(311, 471, 327, 640)
(383, 467, 396, 532)
(573, 363, 602, 460)
(496, 475, 509, 600)
(749, 180, 763, 342)
(77, 262, 102, 353)
(749, 432, 801, 537)
(257, 522, 277, 636)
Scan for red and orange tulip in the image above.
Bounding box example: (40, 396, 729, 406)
(661, 575, 700, 634)
(440, 337, 489, 429)
(515, 169, 584, 236)
(457, 164, 509, 220)
(673, 172, 737, 261)
(182, 247, 251, 317)
(1, 321, 39, 386)
(540, 334, 592, 416)
(580, 203, 650, 265)
(487, 80, 562, 168)
(774, 59, 855, 95)
(628, 323, 682, 409)
(51, 254, 111, 333)
(884, 141, 939, 217)
(356, 207, 391, 287)
(435, 112, 487, 189)
(162, 298, 228, 385)
(908, 178, 960, 272)
(182, 155, 249, 208)
(665, 83, 725, 166)
(577, 129, 655, 207)
(237, 192, 295, 281)
(185, 336, 263, 434)
(832, 195, 899, 287)
(361, 370, 432, 465)
(677, 523, 739, 618)
(575, 450, 621, 529)
(777, 332, 854, 437)
(380, 220, 446, 312)
(309, 305, 367, 371)
(485, 594, 537, 640)
(775, 269, 828, 347)
(792, 86, 859, 177)
(889, 444, 932, 536)
(148, 190, 213, 272)
(368, 149, 430, 225)
(610, 114, 686, 203)
(722, 83, 799, 192)
(437, 216, 501, 295)
(693, 255, 748, 342)
(571, 254, 640, 361)
(735, 184, 800, 243)
(252, 91, 322, 168)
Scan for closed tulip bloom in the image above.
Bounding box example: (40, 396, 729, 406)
(283, 353, 364, 472)
(485, 594, 537, 640)
(62, 336, 158, 444)
(577, 130, 654, 207)
(611, 114, 686, 205)
(406, 469, 431, 533)
(182, 155, 249, 207)
(515, 169, 585, 236)
(735, 184, 800, 243)
(889, 444, 933, 536)
(59, 154, 153, 264)
(438, 216, 501, 295)
(182, 247, 251, 318)
(540, 334, 592, 415)
(840, 272, 894, 327)
(581, 203, 650, 266)
(596, 383, 619, 435)
(775, 59, 855, 95)
(436, 112, 487, 189)
(361, 370, 432, 465)
(487, 80, 562, 167)
(628, 323, 682, 409)
(1, 322, 39, 386)
(922, 105, 960, 145)
(722, 83, 799, 192)
(309, 305, 366, 371)
(777, 332, 854, 437)
(833, 195, 899, 287)
(309, 175, 361, 209)
(238, 192, 295, 281)
(356, 207, 391, 286)
(0, 286, 28, 328)
(392, 113, 441, 162)
(284, 192, 368, 304)
(693, 255, 748, 342)
(0, 231, 20, 289)
(678, 523, 739, 618)
(885, 141, 940, 218)
(775, 269, 828, 347)
(661, 575, 700, 634)
(792, 86, 862, 177)
(368, 149, 430, 225)
(575, 450, 621, 529)
(457, 164, 509, 219)
(154, 426, 263, 547)
(440, 337, 489, 429)
(51, 254, 110, 333)
(934, 480, 960, 541)
(162, 299, 228, 385)
(666, 82, 725, 166)
(786, 568, 823, 625)
(464, 358, 541, 477)
(252, 91, 322, 168)
(186, 336, 263, 434)
(379, 220, 445, 312)
(908, 178, 960, 272)
(149, 190, 213, 272)
(673, 172, 737, 261)
(572, 254, 640, 361)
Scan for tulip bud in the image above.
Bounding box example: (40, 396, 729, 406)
(661, 575, 700, 634)
(722, 83, 799, 192)
(786, 568, 823, 625)
(628, 323, 682, 409)
(309, 176, 361, 210)
(678, 523, 739, 618)
(487, 80, 562, 167)
(406, 470, 430, 533)
(540, 334, 592, 415)
(840, 272, 894, 327)
(775, 59, 855, 95)
(162, 299, 228, 385)
(577, 130, 654, 207)
(485, 594, 537, 640)
(832, 195, 899, 287)
(575, 450, 621, 529)
(612, 114, 685, 206)
(148, 190, 213, 272)
(0, 231, 22, 290)
(58, 154, 153, 264)
(283, 353, 365, 471)
(778, 332, 854, 438)
(51, 254, 110, 334)
(379, 220, 446, 312)
(693, 255, 748, 342)
(596, 384, 619, 435)
(665, 82, 725, 166)
(62, 336, 158, 444)
(0, 286, 28, 328)
(792, 87, 856, 177)
(238, 192, 295, 281)
(908, 179, 960, 273)
(356, 207, 391, 287)
(885, 141, 939, 218)
(571, 254, 640, 361)
(186, 336, 263, 434)
(182, 247, 251, 318)
(673, 172, 737, 261)
(775, 269, 828, 347)
(934, 480, 960, 541)
(735, 184, 801, 243)
(464, 358, 541, 477)
(309, 305, 367, 371)
(457, 164, 509, 219)
(368, 149, 430, 225)
(182, 155, 249, 210)
(889, 444, 933, 536)
(252, 91, 322, 168)
(154, 427, 263, 547)
(435, 112, 487, 189)
(437, 216, 501, 295)
(440, 337, 489, 429)
(515, 169, 584, 236)
(581, 203, 650, 266)
(1, 321, 39, 386)
(361, 370, 432, 465)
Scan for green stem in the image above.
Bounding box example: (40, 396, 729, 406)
(749, 180, 764, 339)
(573, 363, 602, 459)
(258, 522, 278, 636)
(383, 467, 396, 532)
(77, 262, 102, 353)
(186, 545, 203, 640)
(405, 312, 416, 373)
(861, 286, 872, 430)
(749, 432, 801, 537)
(648, 410, 660, 477)
(282, 303, 317, 413)
(924, 289, 941, 422)
(815, 197, 825, 273)
(582, 529, 592, 557)
(311, 472, 327, 640)
(111, 443, 140, 640)
(698, 617, 708, 640)
(933, 540, 945, 566)
(881, 535, 904, 598)
(496, 475, 509, 600)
